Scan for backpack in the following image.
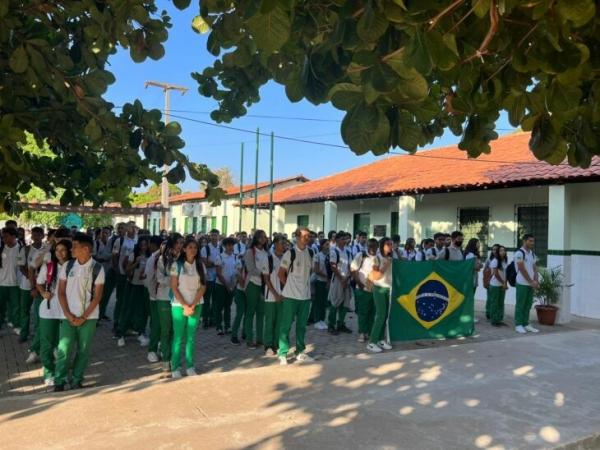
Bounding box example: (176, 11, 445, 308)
(351, 250, 368, 289)
(506, 249, 527, 287)
(324, 248, 339, 280)
(288, 247, 315, 274)
(0, 240, 24, 269)
(482, 260, 493, 289)
(65, 259, 102, 299)
(444, 247, 464, 261)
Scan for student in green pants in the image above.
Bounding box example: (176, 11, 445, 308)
(514, 234, 540, 334)
(243, 230, 268, 349)
(230, 261, 247, 345)
(367, 237, 394, 353)
(17, 226, 44, 342)
(214, 238, 238, 335)
(169, 238, 206, 378)
(488, 246, 508, 326)
(36, 240, 71, 386)
(350, 239, 378, 343)
(93, 227, 114, 321)
(262, 235, 287, 355)
(277, 227, 315, 365)
(144, 236, 163, 363)
(111, 223, 135, 332)
(0, 227, 21, 331)
(311, 240, 330, 330)
(327, 232, 353, 335)
(55, 233, 105, 391)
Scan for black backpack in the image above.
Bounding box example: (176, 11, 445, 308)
(288, 247, 314, 274)
(65, 259, 102, 299)
(506, 249, 529, 287)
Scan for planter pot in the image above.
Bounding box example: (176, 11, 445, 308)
(535, 305, 559, 326)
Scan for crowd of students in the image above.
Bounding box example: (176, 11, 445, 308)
(0, 218, 540, 391)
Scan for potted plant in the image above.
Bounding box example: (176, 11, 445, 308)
(534, 266, 566, 326)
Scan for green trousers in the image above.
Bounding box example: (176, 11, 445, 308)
(328, 303, 347, 329)
(278, 298, 311, 357)
(244, 282, 265, 344)
(485, 287, 491, 320)
(39, 318, 60, 380)
(263, 301, 282, 348)
(113, 273, 128, 325)
(312, 281, 328, 323)
(18, 289, 34, 338)
(488, 286, 506, 325)
(202, 281, 215, 326)
(0, 285, 19, 327)
(171, 304, 202, 371)
(370, 286, 390, 344)
(149, 300, 160, 353)
(515, 283, 534, 327)
(55, 319, 98, 385)
(355, 289, 375, 335)
(28, 297, 42, 353)
(100, 268, 116, 318)
(213, 283, 233, 331)
(232, 288, 246, 338)
(157, 300, 172, 361)
(117, 282, 147, 337)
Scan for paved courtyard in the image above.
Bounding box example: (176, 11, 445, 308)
(0, 297, 597, 398)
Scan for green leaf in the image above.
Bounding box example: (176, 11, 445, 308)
(473, 0, 490, 18)
(425, 30, 458, 71)
(246, 6, 291, 53)
(192, 15, 211, 34)
(357, 6, 389, 43)
(548, 81, 581, 113)
(502, 94, 528, 127)
(84, 119, 102, 142)
(529, 114, 558, 160)
(9, 46, 28, 73)
(328, 83, 363, 111)
(341, 103, 384, 154)
(172, 0, 191, 10)
(165, 121, 182, 136)
(405, 30, 432, 75)
(556, 0, 595, 27)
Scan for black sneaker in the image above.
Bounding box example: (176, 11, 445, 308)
(338, 324, 352, 334)
(247, 342, 257, 349)
(71, 382, 84, 389)
(327, 326, 339, 335)
(231, 336, 240, 345)
(100, 315, 111, 321)
(54, 384, 65, 392)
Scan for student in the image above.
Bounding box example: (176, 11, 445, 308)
(351, 231, 367, 257)
(327, 232, 353, 335)
(169, 237, 206, 378)
(327, 230, 337, 248)
(436, 231, 465, 261)
(351, 238, 378, 343)
(55, 233, 105, 391)
(514, 234, 539, 334)
(483, 244, 500, 320)
(402, 238, 417, 261)
(200, 228, 221, 329)
(277, 227, 315, 365)
(144, 236, 164, 363)
(94, 227, 113, 320)
(18, 227, 44, 343)
(391, 234, 403, 260)
(111, 223, 135, 332)
(311, 239, 330, 330)
(243, 230, 268, 349)
(155, 235, 183, 369)
(367, 237, 394, 353)
(489, 245, 508, 327)
(36, 240, 71, 386)
(230, 253, 248, 345)
(262, 235, 286, 355)
(416, 239, 434, 261)
(0, 227, 21, 333)
(214, 238, 238, 335)
(427, 233, 446, 260)
(233, 231, 248, 260)
(464, 238, 483, 296)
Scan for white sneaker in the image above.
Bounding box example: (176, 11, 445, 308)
(138, 335, 149, 347)
(378, 340, 392, 350)
(44, 378, 55, 387)
(117, 337, 125, 347)
(357, 333, 366, 343)
(171, 369, 182, 379)
(186, 367, 198, 376)
(162, 362, 171, 372)
(7, 322, 13, 328)
(366, 343, 382, 353)
(14, 327, 21, 335)
(296, 352, 314, 363)
(25, 352, 39, 364)
(147, 352, 159, 363)
(279, 356, 288, 366)
(315, 321, 327, 330)
(515, 325, 527, 334)
(524, 325, 539, 333)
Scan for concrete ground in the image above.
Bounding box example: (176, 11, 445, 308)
(1, 329, 600, 450)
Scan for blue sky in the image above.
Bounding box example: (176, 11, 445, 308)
(105, 1, 516, 192)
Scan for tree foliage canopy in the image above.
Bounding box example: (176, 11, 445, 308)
(191, 0, 599, 166)
(131, 182, 182, 205)
(1, 0, 223, 214)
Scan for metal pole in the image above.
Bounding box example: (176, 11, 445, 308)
(269, 131, 274, 238)
(161, 89, 170, 231)
(253, 128, 259, 231)
(239, 143, 244, 233)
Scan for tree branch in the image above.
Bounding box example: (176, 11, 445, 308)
(462, 0, 499, 63)
(428, 0, 465, 31)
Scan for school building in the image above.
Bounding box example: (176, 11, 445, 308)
(244, 132, 600, 322)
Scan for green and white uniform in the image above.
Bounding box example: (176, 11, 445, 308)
(0, 243, 20, 328)
(370, 255, 392, 345)
(214, 252, 238, 332)
(350, 252, 376, 335)
(488, 259, 507, 325)
(262, 252, 283, 349)
(243, 248, 268, 345)
(154, 256, 173, 362)
(514, 248, 537, 327)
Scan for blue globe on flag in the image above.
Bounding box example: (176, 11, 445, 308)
(415, 280, 449, 322)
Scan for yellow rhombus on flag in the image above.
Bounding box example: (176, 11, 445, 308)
(397, 272, 465, 330)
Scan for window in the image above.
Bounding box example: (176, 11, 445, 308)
(353, 213, 370, 236)
(297, 215, 309, 228)
(390, 211, 399, 237)
(211, 216, 217, 231)
(516, 205, 548, 266)
(152, 218, 159, 235)
(459, 207, 490, 253)
(222, 216, 228, 235)
(184, 217, 191, 234)
(192, 217, 199, 234)
(171, 218, 177, 233)
(201, 217, 208, 233)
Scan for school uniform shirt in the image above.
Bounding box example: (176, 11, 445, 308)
(93, 239, 113, 274)
(426, 246, 444, 261)
(436, 246, 465, 261)
(233, 242, 246, 259)
(113, 236, 135, 276)
(36, 262, 65, 319)
(236, 259, 248, 291)
(144, 251, 159, 300)
(350, 252, 377, 290)
(155, 257, 172, 300)
(391, 248, 403, 260)
(262, 252, 284, 302)
(170, 261, 204, 306)
(351, 242, 366, 257)
(128, 253, 147, 286)
(0, 244, 20, 287)
(465, 252, 480, 287)
(330, 247, 352, 279)
(201, 243, 221, 282)
(373, 255, 392, 289)
(310, 242, 320, 254)
(215, 252, 239, 291)
(402, 249, 417, 261)
(244, 247, 268, 287)
(18, 245, 42, 290)
(59, 259, 106, 319)
(313, 251, 329, 283)
(280, 245, 313, 300)
(415, 249, 428, 262)
(514, 248, 537, 286)
(489, 259, 508, 287)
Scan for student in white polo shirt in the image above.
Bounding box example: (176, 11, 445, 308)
(36, 239, 71, 387)
(201, 228, 221, 329)
(311, 239, 330, 330)
(214, 237, 238, 335)
(351, 238, 378, 343)
(277, 227, 315, 365)
(144, 236, 163, 363)
(112, 223, 135, 332)
(488, 245, 508, 327)
(0, 227, 21, 332)
(367, 237, 394, 353)
(18, 227, 44, 342)
(55, 233, 105, 391)
(514, 234, 539, 334)
(327, 232, 353, 335)
(243, 230, 268, 349)
(262, 235, 287, 355)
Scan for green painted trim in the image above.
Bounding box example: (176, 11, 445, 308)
(547, 250, 600, 256)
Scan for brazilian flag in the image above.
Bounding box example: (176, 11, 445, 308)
(389, 259, 475, 341)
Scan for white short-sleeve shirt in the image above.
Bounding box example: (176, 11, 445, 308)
(37, 262, 66, 319)
(216, 252, 239, 290)
(373, 255, 392, 289)
(514, 248, 537, 286)
(280, 246, 312, 300)
(489, 259, 508, 287)
(59, 258, 105, 319)
(350, 252, 377, 289)
(113, 236, 135, 275)
(262, 253, 284, 302)
(313, 251, 329, 283)
(170, 261, 204, 306)
(0, 244, 20, 287)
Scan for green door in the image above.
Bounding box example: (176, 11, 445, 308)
(211, 216, 217, 231)
(192, 217, 199, 233)
(221, 216, 228, 235)
(171, 218, 177, 233)
(184, 217, 191, 234)
(297, 215, 309, 227)
(390, 212, 399, 237)
(353, 213, 370, 236)
(201, 217, 208, 233)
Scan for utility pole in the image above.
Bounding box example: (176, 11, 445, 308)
(253, 128, 259, 231)
(239, 143, 244, 233)
(144, 80, 188, 231)
(269, 132, 274, 238)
